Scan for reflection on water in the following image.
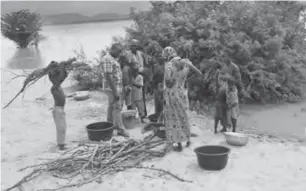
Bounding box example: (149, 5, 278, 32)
(6, 48, 44, 69)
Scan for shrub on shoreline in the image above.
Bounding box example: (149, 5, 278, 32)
(72, 1, 306, 104)
(1, 10, 44, 48)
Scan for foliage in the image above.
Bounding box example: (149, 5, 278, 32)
(73, 1, 306, 104)
(1, 10, 44, 48)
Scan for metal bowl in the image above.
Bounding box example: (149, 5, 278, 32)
(73, 91, 90, 101)
(121, 110, 137, 118)
(224, 132, 249, 146)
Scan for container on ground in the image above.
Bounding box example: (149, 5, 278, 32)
(148, 113, 166, 139)
(194, 145, 230, 171)
(121, 110, 138, 129)
(74, 91, 90, 101)
(224, 132, 249, 146)
(86, 122, 114, 141)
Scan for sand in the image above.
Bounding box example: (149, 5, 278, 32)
(1, 70, 306, 191)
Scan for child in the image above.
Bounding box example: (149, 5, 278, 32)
(214, 70, 228, 133)
(131, 68, 145, 122)
(226, 78, 239, 132)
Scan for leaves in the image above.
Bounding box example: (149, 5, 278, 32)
(1, 9, 43, 48)
(126, 1, 306, 103)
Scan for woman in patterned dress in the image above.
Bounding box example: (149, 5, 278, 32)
(162, 46, 203, 152)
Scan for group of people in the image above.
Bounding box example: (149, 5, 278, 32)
(48, 39, 245, 152)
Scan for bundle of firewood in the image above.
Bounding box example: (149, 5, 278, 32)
(3, 58, 89, 109)
(4, 135, 191, 191)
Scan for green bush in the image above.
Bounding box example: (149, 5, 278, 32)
(73, 1, 306, 104)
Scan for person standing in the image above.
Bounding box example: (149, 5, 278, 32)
(152, 59, 165, 115)
(220, 56, 246, 132)
(119, 55, 133, 110)
(125, 39, 148, 116)
(101, 43, 129, 137)
(226, 79, 239, 132)
(131, 68, 146, 122)
(162, 47, 203, 152)
(48, 58, 76, 150)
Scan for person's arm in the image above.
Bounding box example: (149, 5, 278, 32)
(101, 58, 118, 96)
(184, 59, 202, 77)
(233, 65, 243, 93)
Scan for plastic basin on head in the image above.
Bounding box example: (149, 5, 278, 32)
(194, 145, 230, 171)
(86, 122, 114, 141)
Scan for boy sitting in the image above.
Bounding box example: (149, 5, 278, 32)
(131, 68, 145, 122)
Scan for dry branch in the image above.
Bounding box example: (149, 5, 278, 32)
(4, 136, 192, 191)
(2, 58, 88, 109)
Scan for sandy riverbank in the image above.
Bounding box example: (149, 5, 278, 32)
(1, 68, 306, 191)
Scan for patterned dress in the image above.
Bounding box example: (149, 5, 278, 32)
(163, 57, 191, 143)
(226, 86, 239, 122)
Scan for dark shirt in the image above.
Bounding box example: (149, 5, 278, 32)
(152, 64, 164, 89)
(122, 65, 132, 87)
(216, 89, 227, 104)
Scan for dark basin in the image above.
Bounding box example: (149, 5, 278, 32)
(194, 145, 230, 171)
(86, 122, 114, 141)
(148, 113, 160, 122)
(148, 113, 166, 139)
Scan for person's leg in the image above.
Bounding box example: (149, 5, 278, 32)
(232, 118, 237, 132)
(214, 105, 221, 133)
(112, 92, 129, 137)
(142, 86, 147, 116)
(154, 92, 159, 114)
(214, 117, 219, 134)
(106, 91, 113, 123)
(136, 100, 145, 122)
(52, 106, 67, 150)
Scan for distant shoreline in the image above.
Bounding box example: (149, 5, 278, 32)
(43, 18, 133, 27)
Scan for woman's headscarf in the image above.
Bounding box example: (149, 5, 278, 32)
(162, 46, 177, 61)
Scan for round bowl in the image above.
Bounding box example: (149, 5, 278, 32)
(147, 113, 166, 139)
(148, 113, 160, 122)
(121, 110, 138, 130)
(194, 145, 230, 170)
(74, 91, 90, 101)
(224, 132, 249, 146)
(86, 122, 114, 141)
(121, 110, 137, 118)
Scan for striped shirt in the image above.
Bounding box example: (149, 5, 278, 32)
(101, 53, 123, 93)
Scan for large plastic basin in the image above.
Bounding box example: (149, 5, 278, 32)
(86, 122, 114, 141)
(194, 145, 230, 170)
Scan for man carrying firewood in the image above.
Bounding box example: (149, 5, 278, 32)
(48, 58, 77, 150)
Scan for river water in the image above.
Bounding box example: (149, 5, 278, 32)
(1, 20, 133, 104)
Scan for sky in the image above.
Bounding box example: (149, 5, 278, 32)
(1, 1, 151, 16)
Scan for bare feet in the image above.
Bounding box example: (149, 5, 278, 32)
(173, 143, 183, 152)
(186, 141, 191, 147)
(117, 129, 130, 137)
(163, 143, 172, 154)
(220, 128, 227, 133)
(58, 144, 68, 151)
